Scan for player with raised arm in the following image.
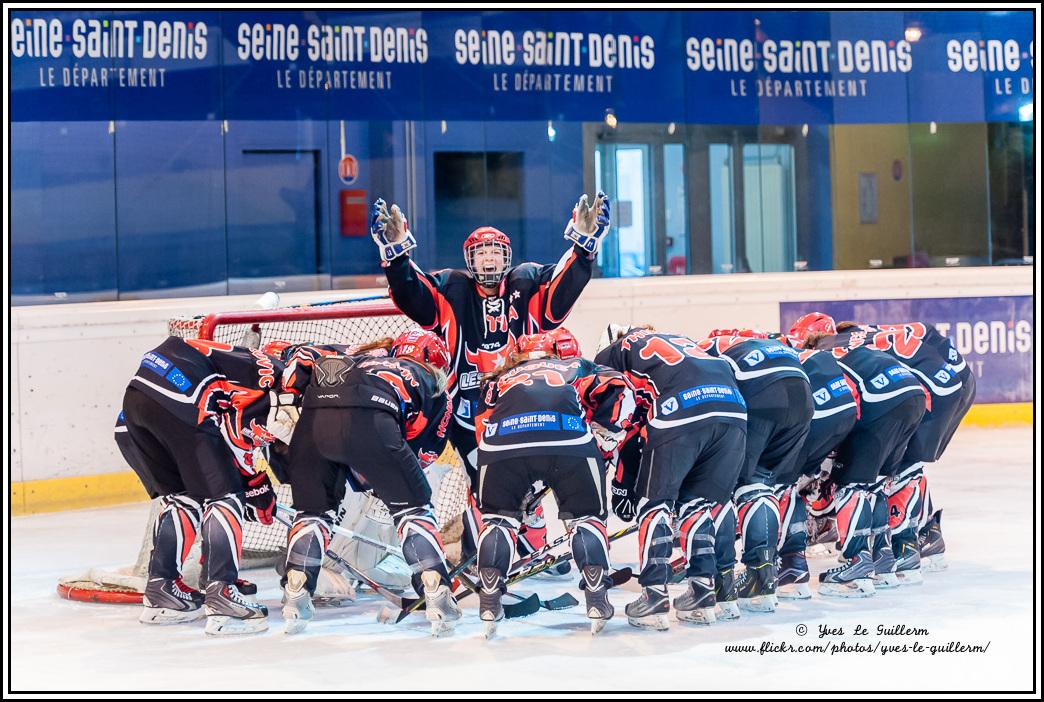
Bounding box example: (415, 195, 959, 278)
(694, 329, 812, 614)
(114, 337, 293, 635)
(595, 326, 748, 629)
(371, 192, 610, 562)
(277, 331, 459, 636)
(472, 328, 635, 637)
(790, 316, 928, 595)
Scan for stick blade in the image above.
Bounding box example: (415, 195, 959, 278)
(503, 593, 541, 619)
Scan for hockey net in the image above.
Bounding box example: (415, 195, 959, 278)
(58, 295, 472, 604)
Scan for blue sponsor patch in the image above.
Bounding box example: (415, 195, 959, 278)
(117, 410, 125, 423)
(813, 388, 831, 406)
(497, 412, 561, 435)
(886, 365, 914, 380)
(165, 368, 192, 392)
(828, 377, 852, 397)
(456, 400, 473, 419)
(660, 397, 679, 416)
(561, 415, 586, 433)
(741, 349, 765, 367)
(763, 344, 801, 360)
(678, 384, 746, 409)
(870, 373, 890, 389)
(140, 352, 173, 376)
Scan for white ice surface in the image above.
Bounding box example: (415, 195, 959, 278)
(9, 426, 1036, 693)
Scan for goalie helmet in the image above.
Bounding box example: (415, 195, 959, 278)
(596, 323, 630, 353)
(391, 330, 451, 375)
(789, 312, 837, 345)
(463, 227, 512, 287)
(548, 327, 582, 360)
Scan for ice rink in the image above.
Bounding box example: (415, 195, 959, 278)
(9, 425, 1035, 693)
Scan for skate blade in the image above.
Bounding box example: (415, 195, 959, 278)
(204, 615, 269, 636)
(282, 607, 312, 635)
(430, 619, 456, 638)
(872, 573, 901, 589)
(590, 618, 609, 635)
(896, 569, 924, 585)
(626, 613, 669, 631)
(739, 594, 777, 613)
(483, 620, 499, 640)
(715, 601, 741, 620)
(819, 578, 875, 598)
(675, 607, 716, 625)
(776, 583, 812, 600)
(139, 606, 204, 625)
(921, 554, 948, 572)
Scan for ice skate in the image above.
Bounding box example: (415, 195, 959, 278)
(736, 549, 778, 613)
(421, 570, 461, 638)
(203, 581, 269, 635)
(892, 537, 924, 585)
(478, 567, 505, 639)
(818, 550, 876, 597)
(581, 566, 614, 635)
(918, 510, 948, 572)
(871, 534, 900, 589)
(673, 576, 716, 625)
(282, 569, 314, 635)
(625, 586, 669, 630)
(714, 567, 740, 620)
(776, 552, 812, 600)
(139, 577, 204, 625)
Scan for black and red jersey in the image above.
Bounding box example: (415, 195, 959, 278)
(475, 357, 636, 460)
(593, 329, 747, 447)
(383, 244, 593, 433)
(810, 331, 928, 421)
(695, 335, 808, 398)
(279, 343, 359, 396)
(847, 323, 967, 397)
(125, 337, 285, 473)
(797, 348, 859, 469)
(302, 355, 451, 464)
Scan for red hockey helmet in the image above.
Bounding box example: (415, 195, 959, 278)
(789, 312, 836, 344)
(391, 330, 451, 374)
(262, 340, 293, 359)
(514, 332, 556, 360)
(549, 327, 582, 360)
(463, 227, 512, 287)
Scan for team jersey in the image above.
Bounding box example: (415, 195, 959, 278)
(302, 354, 451, 466)
(593, 329, 747, 447)
(383, 244, 593, 434)
(695, 335, 808, 397)
(810, 331, 928, 420)
(475, 357, 636, 460)
(848, 323, 966, 397)
(124, 337, 285, 473)
(797, 348, 859, 469)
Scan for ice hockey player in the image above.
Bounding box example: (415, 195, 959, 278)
(595, 326, 747, 629)
(790, 315, 927, 595)
(278, 330, 460, 636)
(694, 329, 813, 614)
(371, 191, 610, 562)
(474, 328, 636, 637)
(798, 314, 975, 578)
(114, 337, 296, 635)
(774, 334, 859, 599)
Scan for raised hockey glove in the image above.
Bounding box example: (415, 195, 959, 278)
(266, 391, 300, 445)
(564, 190, 611, 255)
(591, 422, 626, 458)
(610, 479, 638, 523)
(370, 198, 417, 263)
(244, 471, 276, 525)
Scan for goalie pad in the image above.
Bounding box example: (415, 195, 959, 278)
(564, 190, 611, 254)
(371, 198, 417, 262)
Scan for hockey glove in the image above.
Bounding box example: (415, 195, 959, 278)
(370, 198, 417, 263)
(564, 190, 611, 255)
(610, 480, 638, 523)
(244, 471, 276, 525)
(266, 391, 300, 445)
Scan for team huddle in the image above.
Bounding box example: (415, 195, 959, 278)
(113, 191, 974, 638)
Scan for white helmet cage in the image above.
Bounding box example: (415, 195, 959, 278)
(465, 240, 512, 287)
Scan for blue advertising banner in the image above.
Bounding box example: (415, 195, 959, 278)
(9, 10, 1034, 124)
(779, 296, 1034, 404)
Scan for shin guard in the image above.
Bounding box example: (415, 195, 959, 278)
(201, 493, 245, 586)
(478, 514, 520, 578)
(775, 484, 807, 556)
(567, 516, 610, 571)
(394, 505, 450, 594)
(636, 501, 674, 587)
(677, 498, 716, 579)
(148, 494, 203, 581)
(832, 485, 872, 559)
(283, 512, 333, 595)
(735, 483, 781, 566)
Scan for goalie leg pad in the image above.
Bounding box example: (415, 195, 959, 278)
(677, 497, 716, 579)
(283, 513, 333, 595)
(636, 501, 674, 588)
(147, 493, 203, 581)
(200, 493, 245, 587)
(394, 506, 450, 593)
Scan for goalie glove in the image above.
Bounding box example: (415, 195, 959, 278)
(244, 471, 276, 525)
(564, 190, 611, 254)
(370, 198, 417, 263)
(266, 391, 300, 445)
(591, 422, 625, 457)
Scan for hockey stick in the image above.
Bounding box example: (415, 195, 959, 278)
(276, 503, 405, 559)
(453, 570, 579, 618)
(379, 552, 479, 625)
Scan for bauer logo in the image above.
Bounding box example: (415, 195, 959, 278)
(660, 397, 679, 416)
(870, 373, 889, 389)
(813, 388, 831, 405)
